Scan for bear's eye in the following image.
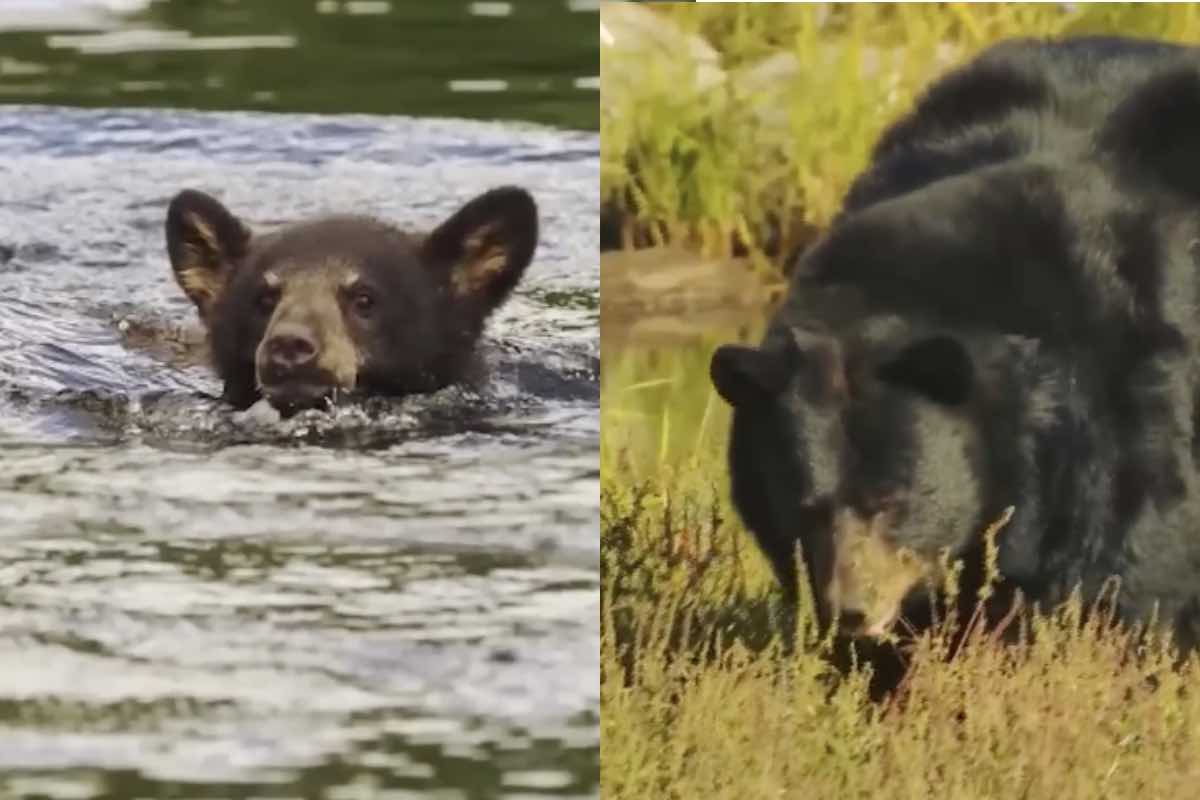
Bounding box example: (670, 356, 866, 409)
(256, 287, 280, 315)
(350, 287, 376, 317)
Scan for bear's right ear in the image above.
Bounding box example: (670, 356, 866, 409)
(165, 189, 252, 322)
(710, 343, 793, 407)
(1097, 66, 1200, 198)
(876, 334, 974, 406)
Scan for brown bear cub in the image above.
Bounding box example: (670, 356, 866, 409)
(165, 186, 537, 415)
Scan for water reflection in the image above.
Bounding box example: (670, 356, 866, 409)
(46, 30, 298, 54)
(0, 0, 598, 129)
(600, 249, 773, 471)
(0, 488, 598, 797)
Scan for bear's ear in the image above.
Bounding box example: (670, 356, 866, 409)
(710, 342, 794, 407)
(877, 334, 973, 406)
(422, 186, 538, 313)
(166, 189, 252, 323)
(1097, 67, 1200, 197)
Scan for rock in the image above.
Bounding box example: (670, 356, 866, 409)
(600, 3, 725, 120)
(600, 246, 784, 347)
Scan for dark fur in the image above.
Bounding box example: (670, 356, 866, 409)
(711, 37, 1200, 673)
(166, 187, 538, 413)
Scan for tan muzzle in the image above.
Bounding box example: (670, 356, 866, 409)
(826, 508, 930, 639)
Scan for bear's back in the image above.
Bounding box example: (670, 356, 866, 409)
(843, 36, 1200, 213)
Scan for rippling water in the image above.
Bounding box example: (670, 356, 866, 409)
(0, 105, 598, 798)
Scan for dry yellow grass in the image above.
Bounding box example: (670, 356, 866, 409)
(601, 472, 1200, 799)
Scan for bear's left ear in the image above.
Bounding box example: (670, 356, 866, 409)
(1098, 66, 1200, 198)
(422, 186, 538, 312)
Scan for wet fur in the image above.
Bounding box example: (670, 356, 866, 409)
(166, 187, 538, 411)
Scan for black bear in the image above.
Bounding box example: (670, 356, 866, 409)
(710, 37, 1200, 663)
(166, 186, 538, 414)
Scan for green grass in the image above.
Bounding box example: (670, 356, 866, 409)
(601, 6, 1200, 796)
(602, 3, 1200, 261)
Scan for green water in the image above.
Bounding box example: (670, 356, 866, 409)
(601, 328, 765, 476)
(0, 0, 599, 129)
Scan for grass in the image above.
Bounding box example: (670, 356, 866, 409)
(601, 6, 1200, 796)
(601, 3, 1200, 262)
(601, 387, 1200, 797)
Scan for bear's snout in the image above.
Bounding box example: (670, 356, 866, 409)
(828, 509, 931, 640)
(255, 321, 346, 415)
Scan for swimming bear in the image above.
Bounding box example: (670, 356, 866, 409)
(166, 186, 537, 414)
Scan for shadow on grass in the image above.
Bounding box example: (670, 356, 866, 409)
(602, 480, 782, 663)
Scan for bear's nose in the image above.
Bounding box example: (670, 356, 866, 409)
(266, 331, 318, 370)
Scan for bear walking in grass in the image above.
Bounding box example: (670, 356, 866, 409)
(167, 186, 538, 415)
(710, 37, 1200, 672)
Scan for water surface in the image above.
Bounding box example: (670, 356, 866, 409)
(0, 104, 598, 799)
(0, 0, 600, 130)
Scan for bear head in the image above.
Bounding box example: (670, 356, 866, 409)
(165, 186, 538, 414)
(711, 316, 1029, 639)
